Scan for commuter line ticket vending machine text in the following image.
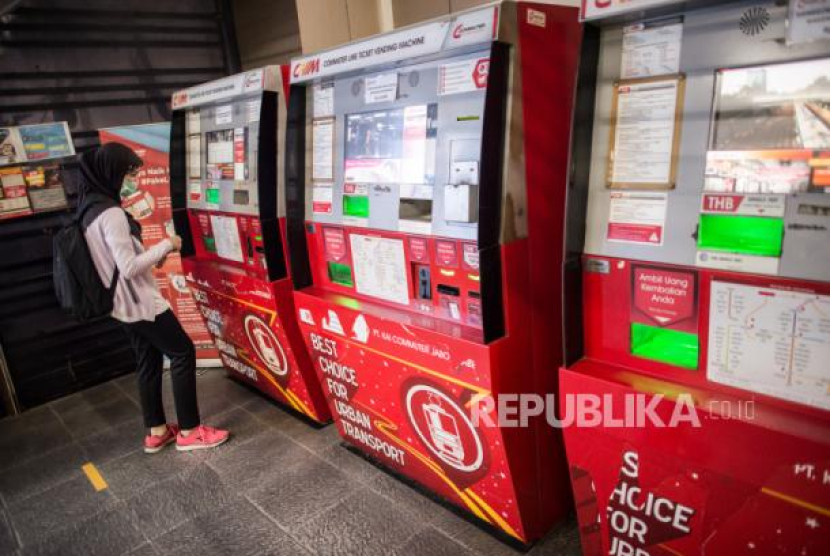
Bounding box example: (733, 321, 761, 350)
(170, 68, 331, 424)
(285, 2, 582, 544)
(562, 1, 830, 554)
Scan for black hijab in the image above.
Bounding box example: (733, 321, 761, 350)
(78, 142, 143, 239)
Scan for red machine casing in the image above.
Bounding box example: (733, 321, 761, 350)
(561, 259, 830, 555)
(181, 213, 330, 422)
(173, 67, 331, 424)
(290, 3, 583, 544)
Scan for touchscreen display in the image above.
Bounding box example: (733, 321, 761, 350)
(344, 104, 437, 184)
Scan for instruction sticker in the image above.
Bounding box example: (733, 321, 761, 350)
(607, 191, 667, 245)
(349, 234, 409, 305)
(438, 58, 489, 96)
(312, 184, 333, 215)
(215, 104, 233, 125)
(312, 119, 334, 181)
(313, 83, 334, 118)
(621, 21, 683, 79)
(364, 72, 398, 104)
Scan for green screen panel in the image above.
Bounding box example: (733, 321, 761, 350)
(697, 214, 783, 257)
(630, 322, 699, 370)
(328, 262, 353, 287)
(343, 195, 369, 218)
(205, 188, 220, 204)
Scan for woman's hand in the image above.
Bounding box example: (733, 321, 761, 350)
(169, 235, 183, 252)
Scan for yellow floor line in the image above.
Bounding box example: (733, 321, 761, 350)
(81, 462, 108, 492)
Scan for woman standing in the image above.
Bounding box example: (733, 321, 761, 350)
(79, 142, 229, 453)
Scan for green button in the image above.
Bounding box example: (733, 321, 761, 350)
(206, 188, 220, 204)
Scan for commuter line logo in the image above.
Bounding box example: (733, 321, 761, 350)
(244, 314, 289, 378)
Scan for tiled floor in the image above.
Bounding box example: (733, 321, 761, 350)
(0, 370, 581, 556)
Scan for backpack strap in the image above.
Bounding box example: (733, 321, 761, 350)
(108, 265, 120, 293)
(78, 198, 121, 296)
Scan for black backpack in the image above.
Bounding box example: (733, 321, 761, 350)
(53, 201, 119, 321)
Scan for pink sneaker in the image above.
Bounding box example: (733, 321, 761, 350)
(175, 425, 230, 451)
(144, 424, 180, 454)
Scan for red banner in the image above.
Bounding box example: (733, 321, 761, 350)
(99, 124, 219, 364)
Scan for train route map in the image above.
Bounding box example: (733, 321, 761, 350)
(707, 281, 830, 411)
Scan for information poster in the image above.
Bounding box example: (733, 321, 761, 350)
(608, 77, 684, 189)
(100, 124, 219, 364)
(18, 122, 74, 161)
(621, 21, 682, 79)
(707, 281, 830, 411)
(349, 234, 409, 305)
(0, 167, 32, 220)
(0, 127, 24, 165)
(22, 163, 67, 211)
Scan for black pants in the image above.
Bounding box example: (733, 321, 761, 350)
(123, 309, 200, 430)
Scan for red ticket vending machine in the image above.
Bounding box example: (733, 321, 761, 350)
(170, 68, 331, 424)
(562, 1, 830, 554)
(284, 2, 582, 545)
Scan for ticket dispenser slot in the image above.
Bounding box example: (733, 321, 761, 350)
(437, 284, 462, 320)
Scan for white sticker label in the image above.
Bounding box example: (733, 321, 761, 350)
(527, 8, 546, 28)
(364, 72, 398, 104)
(695, 251, 780, 275)
(215, 104, 233, 125)
(247, 99, 261, 123)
